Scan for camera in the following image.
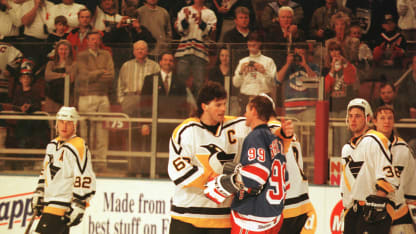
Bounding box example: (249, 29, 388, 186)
(0, 3, 7, 12)
(124, 18, 136, 24)
(248, 61, 255, 67)
(293, 53, 302, 63)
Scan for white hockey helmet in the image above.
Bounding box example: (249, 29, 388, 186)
(56, 106, 80, 124)
(346, 98, 373, 125)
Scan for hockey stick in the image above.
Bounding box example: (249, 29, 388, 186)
(24, 209, 38, 234)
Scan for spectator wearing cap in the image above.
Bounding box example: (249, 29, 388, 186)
(397, 0, 416, 41)
(232, 31, 276, 114)
(72, 30, 114, 172)
(373, 14, 406, 82)
(47, 0, 86, 32)
(9, 59, 50, 149)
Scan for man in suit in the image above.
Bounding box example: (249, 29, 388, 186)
(141, 52, 189, 177)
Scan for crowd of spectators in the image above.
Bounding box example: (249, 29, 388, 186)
(0, 0, 415, 174)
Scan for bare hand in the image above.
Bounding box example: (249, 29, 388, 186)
(184, 8, 191, 20)
(281, 117, 294, 138)
(253, 63, 266, 74)
(217, 6, 229, 14)
(316, 29, 324, 38)
(141, 124, 150, 136)
(410, 107, 416, 118)
(21, 103, 31, 113)
(286, 53, 294, 65)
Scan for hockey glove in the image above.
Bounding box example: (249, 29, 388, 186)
(65, 199, 86, 227)
(31, 188, 44, 216)
(363, 195, 390, 223)
(222, 162, 242, 175)
(204, 174, 240, 204)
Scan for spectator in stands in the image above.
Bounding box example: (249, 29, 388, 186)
(222, 6, 250, 44)
(349, 23, 373, 82)
(397, 0, 416, 41)
(325, 40, 357, 154)
(0, 42, 22, 103)
(72, 31, 114, 172)
(140, 52, 188, 177)
(309, 0, 351, 42)
(371, 82, 410, 121)
(0, 0, 21, 41)
(11, 59, 50, 149)
(46, 15, 69, 57)
(44, 40, 74, 113)
(47, 0, 86, 32)
(174, 0, 217, 98)
(233, 31, 276, 114)
(102, 13, 156, 44)
(19, 0, 55, 67)
(325, 11, 359, 65)
(261, 0, 304, 33)
(117, 40, 160, 117)
(66, 8, 93, 56)
(265, 6, 305, 44)
(373, 14, 406, 82)
(212, 0, 253, 41)
(93, 0, 123, 32)
(137, 0, 172, 57)
(208, 46, 230, 86)
(346, 0, 397, 45)
(276, 43, 320, 119)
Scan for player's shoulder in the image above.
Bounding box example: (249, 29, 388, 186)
(223, 116, 246, 128)
(171, 117, 201, 140)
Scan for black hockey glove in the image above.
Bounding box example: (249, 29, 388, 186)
(65, 199, 86, 227)
(222, 162, 242, 175)
(363, 195, 390, 223)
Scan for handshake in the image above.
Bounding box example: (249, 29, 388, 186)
(204, 162, 263, 204)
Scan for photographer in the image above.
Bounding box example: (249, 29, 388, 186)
(102, 15, 156, 45)
(233, 31, 276, 114)
(0, 0, 21, 40)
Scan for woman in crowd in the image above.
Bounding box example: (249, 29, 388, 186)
(208, 46, 230, 86)
(44, 40, 75, 113)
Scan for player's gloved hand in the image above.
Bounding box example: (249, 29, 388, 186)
(65, 199, 86, 227)
(363, 195, 390, 223)
(204, 174, 240, 204)
(222, 162, 242, 175)
(31, 188, 44, 216)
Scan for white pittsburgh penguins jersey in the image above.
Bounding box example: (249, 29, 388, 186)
(344, 130, 399, 207)
(268, 121, 315, 217)
(341, 135, 362, 209)
(168, 116, 249, 228)
(36, 136, 96, 216)
(386, 136, 416, 221)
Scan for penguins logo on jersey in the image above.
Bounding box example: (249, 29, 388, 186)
(345, 155, 364, 178)
(47, 153, 61, 180)
(201, 144, 235, 165)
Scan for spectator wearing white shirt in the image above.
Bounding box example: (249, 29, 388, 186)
(233, 31, 276, 114)
(20, 0, 55, 40)
(47, 0, 86, 32)
(0, 0, 22, 40)
(93, 0, 122, 32)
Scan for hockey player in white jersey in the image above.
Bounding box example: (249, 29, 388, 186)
(31, 106, 96, 234)
(372, 105, 416, 234)
(341, 98, 373, 211)
(342, 100, 400, 234)
(168, 81, 249, 233)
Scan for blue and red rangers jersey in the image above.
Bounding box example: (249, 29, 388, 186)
(231, 124, 289, 231)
